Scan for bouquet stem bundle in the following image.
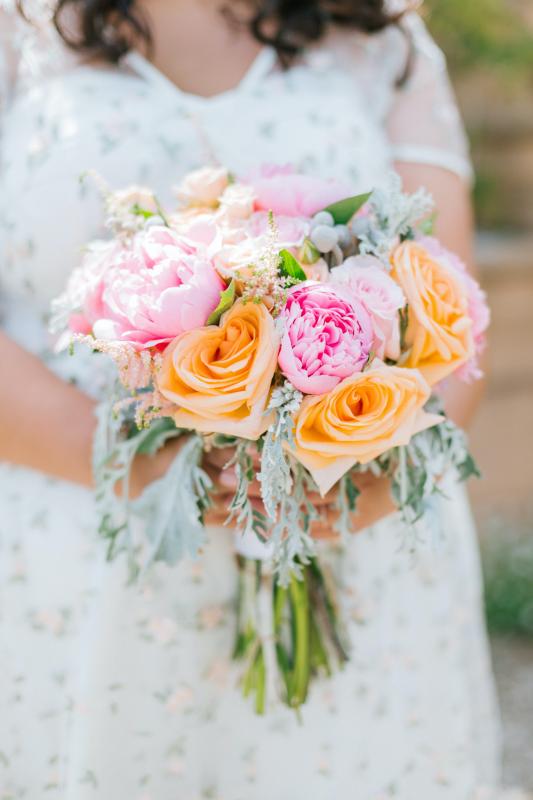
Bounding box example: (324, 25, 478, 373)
(234, 555, 349, 713)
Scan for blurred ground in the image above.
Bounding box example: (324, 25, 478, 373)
(470, 234, 533, 533)
(422, 4, 533, 791)
(473, 236, 533, 791)
(491, 636, 533, 789)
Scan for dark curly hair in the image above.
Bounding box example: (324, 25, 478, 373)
(46, 0, 410, 67)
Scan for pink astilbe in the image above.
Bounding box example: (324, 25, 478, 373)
(72, 334, 154, 391)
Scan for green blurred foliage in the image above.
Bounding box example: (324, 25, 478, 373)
(425, 0, 533, 82)
(426, 0, 533, 231)
(482, 526, 533, 636)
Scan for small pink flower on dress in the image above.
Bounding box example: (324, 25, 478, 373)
(148, 616, 178, 645)
(331, 255, 406, 361)
(245, 164, 352, 217)
(278, 282, 373, 395)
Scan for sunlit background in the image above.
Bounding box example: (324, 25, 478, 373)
(426, 0, 533, 788)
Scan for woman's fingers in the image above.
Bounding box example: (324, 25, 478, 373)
(218, 466, 340, 509)
(202, 446, 235, 471)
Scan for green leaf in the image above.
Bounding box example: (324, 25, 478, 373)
(323, 191, 372, 225)
(299, 238, 321, 265)
(131, 203, 156, 219)
(278, 249, 307, 282)
(206, 279, 236, 325)
(135, 418, 179, 455)
(344, 474, 361, 512)
(457, 452, 482, 482)
(418, 211, 437, 236)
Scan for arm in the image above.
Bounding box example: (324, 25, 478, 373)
(0, 331, 96, 486)
(387, 13, 486, 429)
(0, 330, 187, 494)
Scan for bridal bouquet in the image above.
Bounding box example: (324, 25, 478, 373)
(51, 165, 489, 713)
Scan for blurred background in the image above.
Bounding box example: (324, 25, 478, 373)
(425, 0, 533, 788)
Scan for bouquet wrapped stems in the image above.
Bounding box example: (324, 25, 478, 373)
(233, 554, 349, 714)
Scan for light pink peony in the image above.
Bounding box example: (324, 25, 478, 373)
(278, 282, 373, 395)
(331, 255, 406, 361)
(71, 226, 225, 349)
(245, 164, 352, 218)
(420, 236, 490, 380)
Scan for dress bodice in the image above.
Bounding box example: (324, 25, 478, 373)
(0, 7, 471, 361)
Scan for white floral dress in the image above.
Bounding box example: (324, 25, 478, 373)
(0, 8, 508, 799)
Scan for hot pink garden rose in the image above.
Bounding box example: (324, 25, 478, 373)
(70, 226, 225, 349)
(331, 255, 406, 361)
(245, 164, 352, 218)
(278, 282, 373, 395)
(420, 237, 490, 380)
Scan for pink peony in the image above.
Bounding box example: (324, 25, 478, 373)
(71, 226, 225, 349)
(244, 164, 352, 218)
(420, 237, 490, 380)
(331, 255, 406, 361)
(278, 282, 373, 395)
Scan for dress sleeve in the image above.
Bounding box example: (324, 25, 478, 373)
(386, 14, 473, 183)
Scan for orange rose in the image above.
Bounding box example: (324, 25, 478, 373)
(292, 364, 442, 496)
(390, 241, 474, 385)
(157, 300, 279, 439)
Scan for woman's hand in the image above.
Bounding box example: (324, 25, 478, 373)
(202, 446, 397, 538)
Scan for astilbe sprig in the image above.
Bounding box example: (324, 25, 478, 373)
(239, 212, 295, 314)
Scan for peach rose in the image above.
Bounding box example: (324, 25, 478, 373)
(390, 241, 475, 385)
(157, 300, 279, 439)
(292, 364, 442, 495)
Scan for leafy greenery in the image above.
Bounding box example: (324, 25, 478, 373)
(278, 249, 307, 283)
(482, 523, 533, 636)
(206, 279, 236, 325)
(426, 0, 533, 80)
(323, 192, 372, 225)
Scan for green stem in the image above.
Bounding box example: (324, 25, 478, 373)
(309, 611, 332, 677)
(289, 571, 310, 708)
(254, 650, 266, 715)
(308, 558, 350, 664)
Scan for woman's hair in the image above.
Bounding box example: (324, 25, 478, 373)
(46, 0, 409, 65)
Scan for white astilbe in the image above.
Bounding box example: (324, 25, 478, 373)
(239, 213, 293, 314)
(82, 171, 161, 237)
(358, 173, 434, 263)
